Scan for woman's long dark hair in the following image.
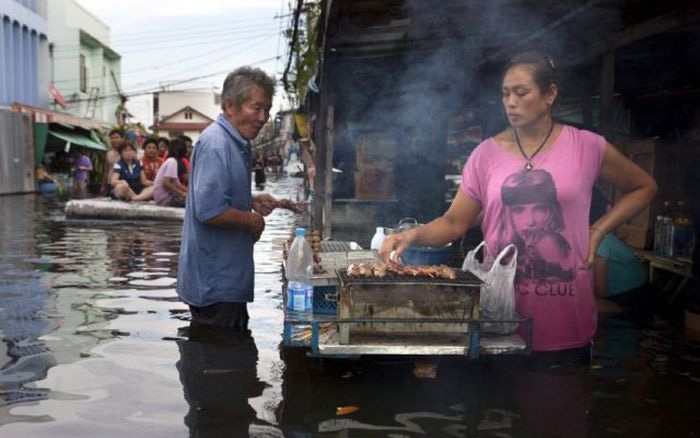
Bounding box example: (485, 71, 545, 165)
(505, 51, 559, 96)
(169, 138, 188, 182)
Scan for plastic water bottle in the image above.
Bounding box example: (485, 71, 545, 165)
(286, 227, 313, 313)
(370, 226, 386, 253)
(654, 215, 664, 255)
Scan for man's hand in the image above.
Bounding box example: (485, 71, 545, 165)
(252, 193, 278, 216)
(249, 211, 265, 242)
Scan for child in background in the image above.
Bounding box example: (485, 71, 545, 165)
(72, 148, 93, 196)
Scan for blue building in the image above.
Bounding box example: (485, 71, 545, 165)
(0, 0, 50, 108)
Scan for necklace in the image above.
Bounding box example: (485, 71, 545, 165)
(514, 121, 555, 171)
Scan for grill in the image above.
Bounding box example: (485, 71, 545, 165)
(320, 241, 354, 252)
(337, 269, 480, 287)
(335, 268, 482, 345)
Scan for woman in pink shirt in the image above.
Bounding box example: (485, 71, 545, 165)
(379, 51, 657, 357)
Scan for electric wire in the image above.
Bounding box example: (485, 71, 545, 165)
(65, 55, 279, 104)
(51, 29, 282, 85)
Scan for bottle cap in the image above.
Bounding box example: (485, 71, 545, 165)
(295, 227, 307, 237)
(376, 226, 384, 233)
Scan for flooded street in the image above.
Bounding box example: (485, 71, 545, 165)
(1, 175, 699, 437)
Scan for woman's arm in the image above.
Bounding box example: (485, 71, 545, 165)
(109, 171, 121, 187)
(379, 190, 482, 263)
(140, 170, 153, 187)
(592, 256, 608, 298)
(588, 143, 658, 265)
(164, 177, 186, 197)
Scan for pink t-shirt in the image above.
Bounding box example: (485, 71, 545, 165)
(461, 125, 606, 351)
(153, 157, 180, 205)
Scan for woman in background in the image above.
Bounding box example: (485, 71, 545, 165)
(590, 187, 653, 325)
(154, 137, 188, 207)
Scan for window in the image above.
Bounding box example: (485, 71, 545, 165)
(184, 110, 193, 120)
(79, 54, 87, 93)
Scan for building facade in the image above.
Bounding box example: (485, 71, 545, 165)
(0, 0, 50, 108)
(47, 0, 121, 124)
(151, 90, 220, 142)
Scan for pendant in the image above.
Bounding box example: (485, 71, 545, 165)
(524, 161, 533, 171)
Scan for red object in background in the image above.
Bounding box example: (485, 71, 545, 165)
(48, 83, 67, 109)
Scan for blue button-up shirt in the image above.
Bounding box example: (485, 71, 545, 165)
(177, 114, 254, 307)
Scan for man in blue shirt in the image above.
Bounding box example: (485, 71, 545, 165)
(177, 66, 280, 332)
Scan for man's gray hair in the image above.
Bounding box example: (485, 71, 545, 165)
(221, 66, 276, 111)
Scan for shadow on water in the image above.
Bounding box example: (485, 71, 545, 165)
(176, 323, 270, 438)
(0, 177, 699, 437)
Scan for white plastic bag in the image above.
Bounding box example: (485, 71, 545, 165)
(461, 241, 494, 280)
(463, 242, 519, 335)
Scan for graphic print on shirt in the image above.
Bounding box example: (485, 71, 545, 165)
(496, 169, 575, 297)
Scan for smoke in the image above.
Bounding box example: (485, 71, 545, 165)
(326, 0, 623, 219)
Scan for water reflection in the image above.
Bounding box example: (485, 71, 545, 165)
(1, 178, 700, 437)
(176, 324, 268, 437)
(277, 351, 595, 438)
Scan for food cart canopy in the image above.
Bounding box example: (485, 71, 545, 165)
(49, 130, 107, 152)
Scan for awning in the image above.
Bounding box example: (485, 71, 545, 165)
(49, 130, 107, 152)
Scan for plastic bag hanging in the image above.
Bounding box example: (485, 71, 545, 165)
(463, 242, 519, 335)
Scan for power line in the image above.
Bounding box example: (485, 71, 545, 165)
(282, 0, 304, 91)
(51, 25, 281, 57)
(65, 55, 280, 104)
(48, 15, 279, 47)
(122, 32, 280, 90)
(51, 29, 282, 85)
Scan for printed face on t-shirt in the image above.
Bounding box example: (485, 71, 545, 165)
(510, 203, 552, 241)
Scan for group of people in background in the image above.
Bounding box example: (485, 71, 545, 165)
(35, 147, 94, 198)
(104, 129, 191, 207)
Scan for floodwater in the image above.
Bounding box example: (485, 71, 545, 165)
(1, 175, 699, 438)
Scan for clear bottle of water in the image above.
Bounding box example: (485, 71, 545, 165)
(654, 215, 665, 255)
(286, 227, 314, 314)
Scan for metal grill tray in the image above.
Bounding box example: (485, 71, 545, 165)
(337, 268, 480, 287)
(320, 241, 358, 252)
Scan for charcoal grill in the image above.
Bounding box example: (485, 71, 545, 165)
(336, 269, 481, 344)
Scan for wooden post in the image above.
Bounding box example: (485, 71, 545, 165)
(322, 105, 334, 238)
(599, 49, 615, 140)
(312, 100, 329, 235)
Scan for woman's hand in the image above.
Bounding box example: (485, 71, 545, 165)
(586, 227, 605, 267)
(378, 229, 418, 265)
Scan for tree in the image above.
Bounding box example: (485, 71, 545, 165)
(282, 1, 322, 108)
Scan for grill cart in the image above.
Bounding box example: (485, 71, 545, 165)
(282, 242, 531, 359)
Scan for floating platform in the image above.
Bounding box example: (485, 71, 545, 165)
(64, 198, 184, 221)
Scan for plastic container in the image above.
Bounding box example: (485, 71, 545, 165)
(401, 243, 454, 266)
(286, 227, 314, 313)
(370, 226, 386, 252)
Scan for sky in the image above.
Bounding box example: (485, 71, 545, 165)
(74, 0, 293, 126)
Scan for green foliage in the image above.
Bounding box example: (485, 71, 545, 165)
(284, 1, 322, 107)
